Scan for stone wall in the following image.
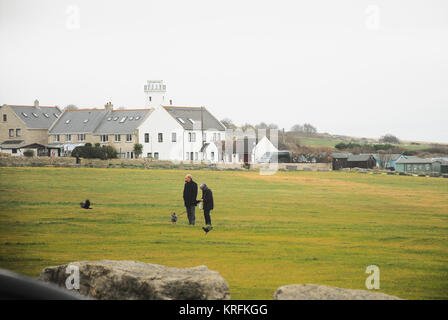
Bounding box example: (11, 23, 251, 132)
(0, 156, 332, 171)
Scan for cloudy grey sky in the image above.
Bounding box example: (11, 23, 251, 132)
(1, 0, 447, 142)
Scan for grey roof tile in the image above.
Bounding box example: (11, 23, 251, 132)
(94, 109, 153, 134)
(49, 109, 107, 134)
(9, 105, 61, 129)
(163, 106, 226, 131)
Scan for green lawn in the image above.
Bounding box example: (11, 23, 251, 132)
(0, 167, 447, 299)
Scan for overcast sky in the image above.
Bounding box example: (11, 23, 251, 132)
(1, 0, 447, 142)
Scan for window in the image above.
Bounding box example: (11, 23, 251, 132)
(147, 153, 152, 158)
(16, 129, 21, 137)
(3, 114, 6, 121)
(22, 112, 28, 117)
(211, 152, 215, 161)
(129, 116, 134, 120)
(154, 152, 159, 160)
(135, 116, 140, 120)
(177, 117, 185, 124)
(188, 132, 196, 142)
(119, 117, 127, 123)
(188, 118, 195, 124)
(217, 133, 221, 140)
(66, 134, 72, 141)
(149, 96, 152, 102)
(186, 152, 190, 160)
(126, 134, 132, 142)
(190, 152, 194, 160)
(43, 113, 49, 118)
(172, 132, 176, 142)
(213, 133, 217, 141)
(55, 135, 60, 142)
(32, 113, 38, 118)
(78, 134, 85, 141)
(9, 129, 14, 137)
(83, 119, 89, 123)
(65, 119, 71, 124)
(107, 117, 112, 121)
(113, 117, 118, 121)
(158, 133, 163, 142)
(114, 134, 121, 142)
(195, 152, 198, 160)
(12, 148, 17, 154)
(145, 133, 149, 143)
(100, 135, 108, 142)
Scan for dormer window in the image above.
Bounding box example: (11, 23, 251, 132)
(43, 113, 49, 118)
(113, 117, 118, 121)
(65, 119, 71, 124)
(135, 116, 140, 120)
(22, 112, 28, 117)
(83, 119, 89, 123)
(119, 116, 127, 123)
(188, 118, 195, 124)
(54, 113, 59, 118)
(129, 116, 134, 120)
(177, 117, 185, 124)
(32, 113, 38, 118)
(107, 117, 112, 121)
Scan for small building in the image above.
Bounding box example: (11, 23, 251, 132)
(252, 136, 279, 163)
(347, 154, 376, 169)
(331, 152, 351, 170)
(373, 153, 406, 170)
(395, 157, 445, 174)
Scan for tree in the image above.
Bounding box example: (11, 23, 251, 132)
(133, 143, 143, 159)
(255, 122, 268, 129)
(378, 150, 394, 169)
(303, 123, 317, 134)
(220, 118, 236, 129)
(268, 123, 278, 129)
(291, 124, 304, 132)
(380, 134, 400, 144)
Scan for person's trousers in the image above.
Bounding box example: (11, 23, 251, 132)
(186, 205, 195, 225)
(204, 209, 212, 226)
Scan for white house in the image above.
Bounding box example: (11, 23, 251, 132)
(138, 105, 226, 162)
(252, 136, 278, 163)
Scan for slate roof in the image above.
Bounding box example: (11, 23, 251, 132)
(49, 109, 107, 134)
(94, 109, 153, 134)
(49, 108, 153, 135)
(331, 152, 351, 159)
(162, 106, 226, 131)
(0, 140, 25, 148)
(347, 154, 375, 162)
(9, 105, 61, 129)
(396, 157, 436, 164)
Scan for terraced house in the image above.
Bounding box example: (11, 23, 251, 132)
(0, 100, 61, 156)
(48, 102, 153, 158)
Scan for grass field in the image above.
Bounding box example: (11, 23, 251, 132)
(1, 167, 447, 299)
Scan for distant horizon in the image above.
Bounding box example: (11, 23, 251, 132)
(1, 0, 447, 143)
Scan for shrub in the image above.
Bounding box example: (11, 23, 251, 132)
(71, 144, 117, 160)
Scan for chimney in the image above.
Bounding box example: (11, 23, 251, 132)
(105, 101, 113, 113)
(34, 99, 40, 109)
(170, 99, 172, 105)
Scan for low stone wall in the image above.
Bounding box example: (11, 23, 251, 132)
(0, 156, 332, 171)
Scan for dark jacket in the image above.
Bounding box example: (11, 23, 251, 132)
(202, 188, 214, 211)
(183, 180, 198, 207)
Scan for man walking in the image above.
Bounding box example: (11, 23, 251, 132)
(199, 183, 214, 232)
(183, 174, 198, 225)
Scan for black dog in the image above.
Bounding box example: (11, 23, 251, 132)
(80, 200, 92, 209)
